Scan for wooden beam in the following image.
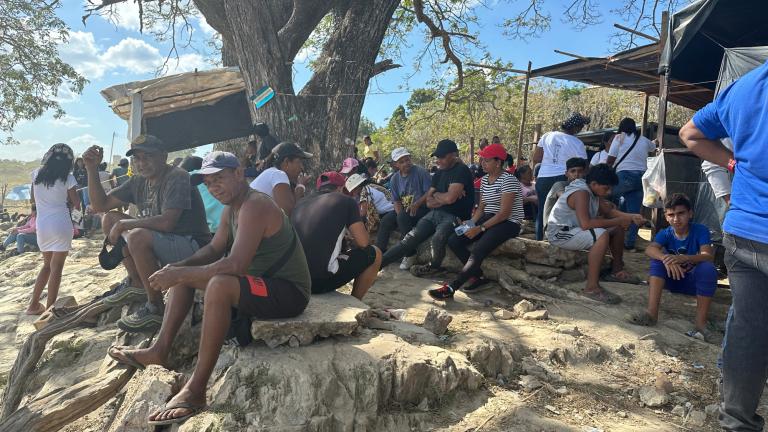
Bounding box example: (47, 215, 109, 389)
(516, 61, 533, 162)
(657, 11, 670, 148)
(613, 23, 660, 42)
(466, 62, 528, 75)
(641, 93, 650, 136)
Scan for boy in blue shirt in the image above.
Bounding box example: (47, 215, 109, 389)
(627, 193, 717, 340)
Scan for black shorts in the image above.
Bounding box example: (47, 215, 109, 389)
(311, 246, 378, 294)
(237, 275, 309, 319)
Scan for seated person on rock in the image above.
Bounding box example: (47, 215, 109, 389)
(0, 207, 37, 255)
(344, 173, 395, 247)
(180, 156, 225, 233)
(108, 151, 311, 427)
(291, 172, 382, 300)
(627, 193, 717, 341)
(378, 147, 433, 262)
(249, 142, 313, 215)
(429, 144, 525, 299)
(546, 164, 646, 304)
(542, 157, 587, 233)
(380, 139, 475, 277)
(82, 137, 212, 333)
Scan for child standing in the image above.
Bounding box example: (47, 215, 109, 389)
(627, 193, 718, 341)
(27, 144, 81, 315)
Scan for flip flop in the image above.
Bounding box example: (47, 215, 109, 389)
(582, 289, 622, 304)
(147, 401, 205, 426)
(602, 271, 642, 284)
(625, 310, 657, 327)
(108, 346, 146, 370)
(685, 328, 712, 343)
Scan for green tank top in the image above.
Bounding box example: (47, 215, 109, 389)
(227, 192, 311, 299)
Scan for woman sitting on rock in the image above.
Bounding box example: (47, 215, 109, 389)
(28, 144, 81, 315)
(249, 142, 313, 215)
(0, 206, 38, 255)
(429, 144, 524, 299)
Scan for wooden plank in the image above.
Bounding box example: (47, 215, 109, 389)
(516, 61, 533, 162)
(641, 94, 650, 136)
(613, 23, 660, 42)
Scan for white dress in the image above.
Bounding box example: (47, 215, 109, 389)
(32, 168, 77, 252)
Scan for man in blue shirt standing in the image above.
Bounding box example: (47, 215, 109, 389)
(679, 60, 768, 432)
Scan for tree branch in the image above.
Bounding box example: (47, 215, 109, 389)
(371, 59, 402, 77)
(278, 0, 334, 61)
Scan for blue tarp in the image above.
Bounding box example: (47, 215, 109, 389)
(5, 184, 31, 201)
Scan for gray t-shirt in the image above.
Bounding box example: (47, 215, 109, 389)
(389, 165, 432, 209)
(109, 166, 212, 245)
(542, 181, 568, 232)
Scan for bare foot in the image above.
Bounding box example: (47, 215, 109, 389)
(148, 386, 206, 424)
(25, 303, 46, 315)
(108, 346, 169, 369)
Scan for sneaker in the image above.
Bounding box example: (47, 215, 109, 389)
(399, 255, 417, 270)
(410, 264, 442, 278)
(462, 277, 492, 293)
(117, 303, 163, 333)
(428, 284, 455, 300)
(101, 279, 146, 306)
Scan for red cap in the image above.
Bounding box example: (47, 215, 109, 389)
(316, 171, 346, 189)
(477, 143, 508, 160)
(339, 157, 359, 174)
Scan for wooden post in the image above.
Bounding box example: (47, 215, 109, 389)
(0, 184, 6, 213)
(469, 136, 475, 164)
(656, 11, 670, 147)
(641, 93, 650, 137)
(516, 61, 533, 162)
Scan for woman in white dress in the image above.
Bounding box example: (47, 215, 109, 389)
(27, 143, 81, 315)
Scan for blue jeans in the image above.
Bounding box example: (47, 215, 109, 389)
(535, 175, 566, 241)
(2, 232, 37, 253)
(720, 233, 768, 431)
(612, 170, 644, 248)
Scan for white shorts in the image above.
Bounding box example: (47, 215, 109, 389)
(548, 226, 607, 251)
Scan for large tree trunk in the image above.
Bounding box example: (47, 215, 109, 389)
(196, 0, 401, 172)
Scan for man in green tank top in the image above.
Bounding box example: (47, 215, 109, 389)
(107, 151, 310, 427)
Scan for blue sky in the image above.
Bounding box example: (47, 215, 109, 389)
(1, 1, 658, 161)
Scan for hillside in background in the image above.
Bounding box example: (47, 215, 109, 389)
(0, 159, 40, 188)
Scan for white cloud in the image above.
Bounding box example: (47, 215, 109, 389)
(51, 115, 91, 128)
(0, 139, 46, 162)
(196, 15, 217, 37)
(60, 31, 215, 80)
(67, 133, 104, 155)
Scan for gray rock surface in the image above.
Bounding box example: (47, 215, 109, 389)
(638, 385, 670, 407)
(250, 292, 369, 348)
(423, 308, 453, 335)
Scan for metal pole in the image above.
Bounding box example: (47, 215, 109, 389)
(641, 93, 650, 137)
(516, 61, 533, 162)
(656, 11, 670, 147)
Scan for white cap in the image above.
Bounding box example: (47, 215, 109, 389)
(390, 147, 411, 162)
(345, 173, 368, 192)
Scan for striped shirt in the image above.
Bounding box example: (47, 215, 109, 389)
(481, 172, 524, 224)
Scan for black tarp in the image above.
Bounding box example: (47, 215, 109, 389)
(715, 46, 768, 94)
(659, 0, 768, 90)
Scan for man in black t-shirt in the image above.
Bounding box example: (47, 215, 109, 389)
(291, 171, 382, 299)
(381, 139, 475, 277)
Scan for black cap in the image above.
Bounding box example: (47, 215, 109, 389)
(99, 237, 126, 270)
(431, 139, 459, 157)
(272, 142, 313, 159)
(253, 122, 269, 136)
(126, 135, 165, 156)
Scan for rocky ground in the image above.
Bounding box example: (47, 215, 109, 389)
(0, 223, 750, 432)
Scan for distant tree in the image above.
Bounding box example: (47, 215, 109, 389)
(357, 116, 378, 139)
(0, 1, 86, 144)
(388, 105, 408, 133)
(406, 89, 437, 113)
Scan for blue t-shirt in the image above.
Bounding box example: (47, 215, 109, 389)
(197, 184, 224, 233)
(692, 60, 768, 244)
(389, 165, 432, 206)
(653, 223, 711, 259)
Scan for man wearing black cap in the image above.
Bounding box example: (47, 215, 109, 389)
(380, 139, 474, 277)
(253, 122, 280, 163)
(82, 135, 211, 333)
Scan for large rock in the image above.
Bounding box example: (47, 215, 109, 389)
(108, 366, 183, 432)
(638, 385, 670, 407)
(462, 339, 528, 378)
(207, 333, 481, 431)
(250, 292, 369, 348)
